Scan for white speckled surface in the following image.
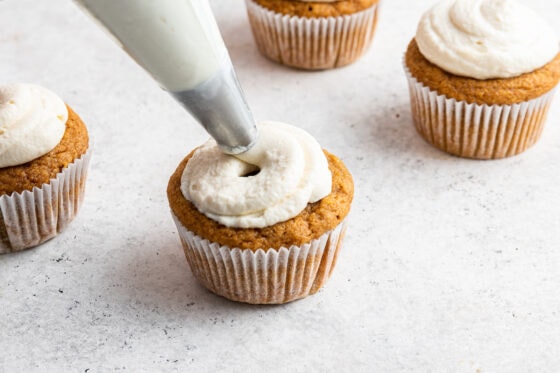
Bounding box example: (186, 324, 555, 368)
(1, 0, 560, 371)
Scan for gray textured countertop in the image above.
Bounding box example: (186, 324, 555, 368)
(2, 0, 560, 371)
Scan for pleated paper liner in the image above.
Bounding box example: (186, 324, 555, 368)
(172, 214, 347, 304)
(246, 0, 379, 70)
(404, 65, 556, 159)
(0, 148, 92, 254)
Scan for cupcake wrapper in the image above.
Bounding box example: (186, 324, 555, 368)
(0, 148, 92, 254)
(171, 214, 347, 304)
(246, 0, 379, 69)
(404, 65, 556, 159)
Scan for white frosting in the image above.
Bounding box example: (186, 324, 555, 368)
(0, 84, 67, 168)
(75, 0, 228, 91)
(181, 121, 332, 228)
(416, 0, 559, 80)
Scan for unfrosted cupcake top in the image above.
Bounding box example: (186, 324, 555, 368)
(416, 0, 558, 80)
(0, 83, 67, 168)
(252, 0, 378, 17)
(181, 121, 332, 228)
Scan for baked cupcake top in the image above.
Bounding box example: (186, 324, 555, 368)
(415, 0, 558, 80)
(0, 84, 89, 195)
(405, 39, 560, 105)
(168, 121, 353, 250)
(252, 0, 378, 18)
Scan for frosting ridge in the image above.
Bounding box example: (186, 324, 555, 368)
(181, 121, 332, 228)
(415, 0, 558, 79)
(0, 84, 67, 168)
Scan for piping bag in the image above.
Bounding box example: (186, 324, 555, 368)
(74, 0, 257, 154)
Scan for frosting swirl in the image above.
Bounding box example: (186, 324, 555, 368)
(181, 121, 332, 228)
(0, 84, 67, 167)
(416, 0, 559, 80)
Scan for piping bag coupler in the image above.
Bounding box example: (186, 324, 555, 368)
(74, 0, 257, 154)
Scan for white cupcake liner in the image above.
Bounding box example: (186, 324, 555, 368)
(246, 0, 379, 69)
(404, 64, 556, 159)
(171, 213, 347, 304)
(0, 148, 92, 254)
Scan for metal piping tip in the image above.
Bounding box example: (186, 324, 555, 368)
(171, 61, 258, 155)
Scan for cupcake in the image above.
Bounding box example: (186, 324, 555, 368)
(0, 84, 91, 253)
(404, 0, 560, 159)
(245, 0, 380, 70)
(167, 121, 353, 304)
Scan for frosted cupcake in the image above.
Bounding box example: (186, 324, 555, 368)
(0, 84, 91, 253)
(167, 121, 353, 304)
(246, 0, 380, 70)
(404, 0, 560, 159)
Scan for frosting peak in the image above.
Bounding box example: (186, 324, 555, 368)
(181, 121, 332, 228)
(0, 84, 67, 168)
(416, 0, 558, 80)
